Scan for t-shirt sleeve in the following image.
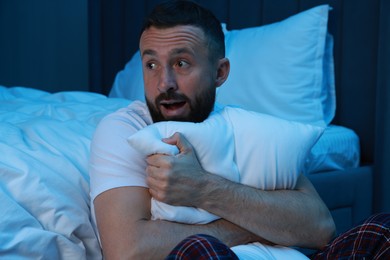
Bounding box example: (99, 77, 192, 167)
(89, 104, 150, 202)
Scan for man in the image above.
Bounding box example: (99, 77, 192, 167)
(90, 1, 389, 259)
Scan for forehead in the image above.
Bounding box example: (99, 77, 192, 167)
(139, 25, 207, 55)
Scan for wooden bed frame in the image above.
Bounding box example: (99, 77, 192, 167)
(88, 0, 390, 234)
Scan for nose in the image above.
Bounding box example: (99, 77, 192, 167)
(158, 67, 177, 93)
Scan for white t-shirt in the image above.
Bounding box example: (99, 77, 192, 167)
(89, 100, 309, 260)
(89, 101, 151, 201)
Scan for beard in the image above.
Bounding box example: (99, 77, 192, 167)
(146, 87, 216, 123)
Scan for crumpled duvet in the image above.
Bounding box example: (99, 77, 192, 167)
(0, 86, 130, 259)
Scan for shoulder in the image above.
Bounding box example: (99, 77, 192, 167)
(91, 100, 152, 155)
(90, 101, 150, 200)
(101, 100, 152, 130)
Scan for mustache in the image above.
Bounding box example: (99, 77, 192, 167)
(155, 91, 190, 104)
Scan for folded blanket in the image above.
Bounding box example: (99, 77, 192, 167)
(128, 106, 324, 224)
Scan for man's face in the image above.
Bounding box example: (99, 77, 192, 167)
(139, 25, 217, 123)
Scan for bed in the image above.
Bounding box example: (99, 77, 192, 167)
(1, 0, 389, 258)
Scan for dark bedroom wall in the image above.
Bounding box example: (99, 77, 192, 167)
(0, 0, 89, 92)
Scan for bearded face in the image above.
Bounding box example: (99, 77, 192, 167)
(146, 86, 215, 123)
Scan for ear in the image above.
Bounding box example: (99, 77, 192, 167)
(215, 58, 230, 88)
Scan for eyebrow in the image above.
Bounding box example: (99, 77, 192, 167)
(141, 49, 157, 58)
(170, 47, 194, 56)
(141, 47, 194, 58)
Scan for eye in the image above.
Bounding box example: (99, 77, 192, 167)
(176, 60, 189, 68)
(146, 62, 157, 70)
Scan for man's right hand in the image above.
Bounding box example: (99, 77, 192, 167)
(145, 132, 209, 207)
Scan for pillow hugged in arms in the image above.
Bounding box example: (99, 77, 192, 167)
(127, 106, 324, 224)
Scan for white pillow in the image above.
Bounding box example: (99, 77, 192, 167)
(127, 106, 324, 224)
(109, 5, 335, 127)
(218, 5, 332, 127)
(110, 51, 145, 102)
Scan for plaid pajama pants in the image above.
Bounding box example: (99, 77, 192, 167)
(165, 213, 390, 260)
(311, 213, 390, 259)
(165, 234, 239, 260)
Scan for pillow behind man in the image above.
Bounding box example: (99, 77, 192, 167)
(128, 106, 324, 224)
(218, 5, 333, 126)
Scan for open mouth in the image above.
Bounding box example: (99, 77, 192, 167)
(160, 100, 187, 110)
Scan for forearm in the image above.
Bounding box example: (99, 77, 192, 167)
(130, 218, 258, 259)
(195, 173, 336, 249)
(95, 187, 259, 260)
(130, 219, 204, 259)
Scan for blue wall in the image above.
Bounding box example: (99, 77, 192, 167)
(0, 0, 88, 92)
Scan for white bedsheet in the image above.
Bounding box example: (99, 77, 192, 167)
(0, 86, 130, 259)
(304, 124, 360, 174)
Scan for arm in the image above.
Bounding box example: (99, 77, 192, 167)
(94, 187, 261, 259)
(89, 108, 259, 259)
(146, 133, 336, 249)
(198, 171, 336, 249)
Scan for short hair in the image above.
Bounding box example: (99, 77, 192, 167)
(141, 0, 225, 62)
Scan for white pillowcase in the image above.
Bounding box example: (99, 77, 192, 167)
(218, 5, 333, 127)
(127, 106, 324, 224)
(109, 5, 334, 127)
(109, 51, 145, 102)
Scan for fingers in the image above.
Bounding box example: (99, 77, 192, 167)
(146, 153, 173, 168)
(162, 132, 193, 154)
(145, 154, 174, 182)
(145, 159, 166, 200)
(145, 132, 199, 205)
